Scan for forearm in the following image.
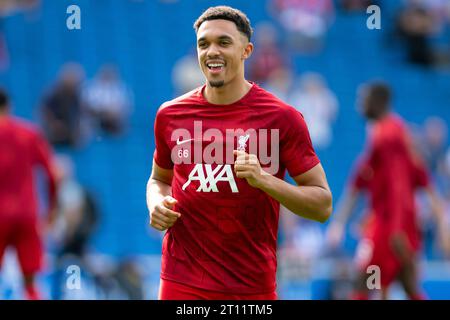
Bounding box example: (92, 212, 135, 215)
(41, 163, 58, 224)
(426, 188, 448, 233)
(258, 174, 332, 223)
(332, 187, 359, 226)
(146, 177, 172, 213)
(47, 169, 58, 212)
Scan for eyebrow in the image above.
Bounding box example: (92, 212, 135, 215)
(197, 35, 234, 43)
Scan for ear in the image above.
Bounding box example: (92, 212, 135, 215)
(242, 42, 254, 60)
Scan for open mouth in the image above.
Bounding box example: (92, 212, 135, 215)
(206, 62, 225, 73)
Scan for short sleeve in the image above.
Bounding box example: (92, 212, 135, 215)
(351, 156, 373, 191)
(153, 108, 174, 169)
(280, 107, 320, 177)
(32, 129, 54, 167)
(412, 159, 430, 188)
(32, 128, 58, 211)
(351, 131, 379, 191)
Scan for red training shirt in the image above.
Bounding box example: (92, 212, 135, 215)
(351, 113, 429, 249)
(0, 116, 57, 220)
(153, 82, 319, 294)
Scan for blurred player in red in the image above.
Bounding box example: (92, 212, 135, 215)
(327, 82, 450, 300)
(146, 6, 333, 299)
(0, 88, 58, 300)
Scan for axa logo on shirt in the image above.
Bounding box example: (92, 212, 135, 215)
(172, 121, 280, 193)
(182, 163, 238, 193)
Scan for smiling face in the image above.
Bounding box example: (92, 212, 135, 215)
(196, 19, 253, 88)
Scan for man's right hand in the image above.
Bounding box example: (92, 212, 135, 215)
(150, 196, 181, 231)
(42, 208, 58, 236)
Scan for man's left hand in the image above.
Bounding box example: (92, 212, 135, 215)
(233, 150, 269, 189)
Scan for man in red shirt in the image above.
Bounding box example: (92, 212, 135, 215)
(146, 6, 333, 300)
(327, 82, 450, 299)
(0, 89, 58, 299)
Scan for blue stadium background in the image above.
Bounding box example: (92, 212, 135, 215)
(0, 0, 449, 299)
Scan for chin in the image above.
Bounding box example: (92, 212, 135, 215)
(208, 79, 225, 88)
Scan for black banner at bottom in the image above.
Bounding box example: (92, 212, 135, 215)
(0, 300, 441, 319)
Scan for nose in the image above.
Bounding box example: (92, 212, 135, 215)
(206, 43, 221, 58)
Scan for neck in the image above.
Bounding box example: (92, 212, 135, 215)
(204, 76, 252, 105)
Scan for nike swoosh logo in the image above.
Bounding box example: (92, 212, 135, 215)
(176, 138, 194, 145)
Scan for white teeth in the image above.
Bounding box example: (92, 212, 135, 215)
(207, 63, 224, 68)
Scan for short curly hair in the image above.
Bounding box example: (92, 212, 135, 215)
(193, 6, 253, 41)
(367, 82, 391, 108)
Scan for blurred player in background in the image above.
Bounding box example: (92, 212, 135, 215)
(147, 6, 332, 300)
(327, 82, 450, 300)
(0, 88, 58, 300)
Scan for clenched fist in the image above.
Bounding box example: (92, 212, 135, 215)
(233, 150, 269, 189)
(150, 196, 181, 231)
